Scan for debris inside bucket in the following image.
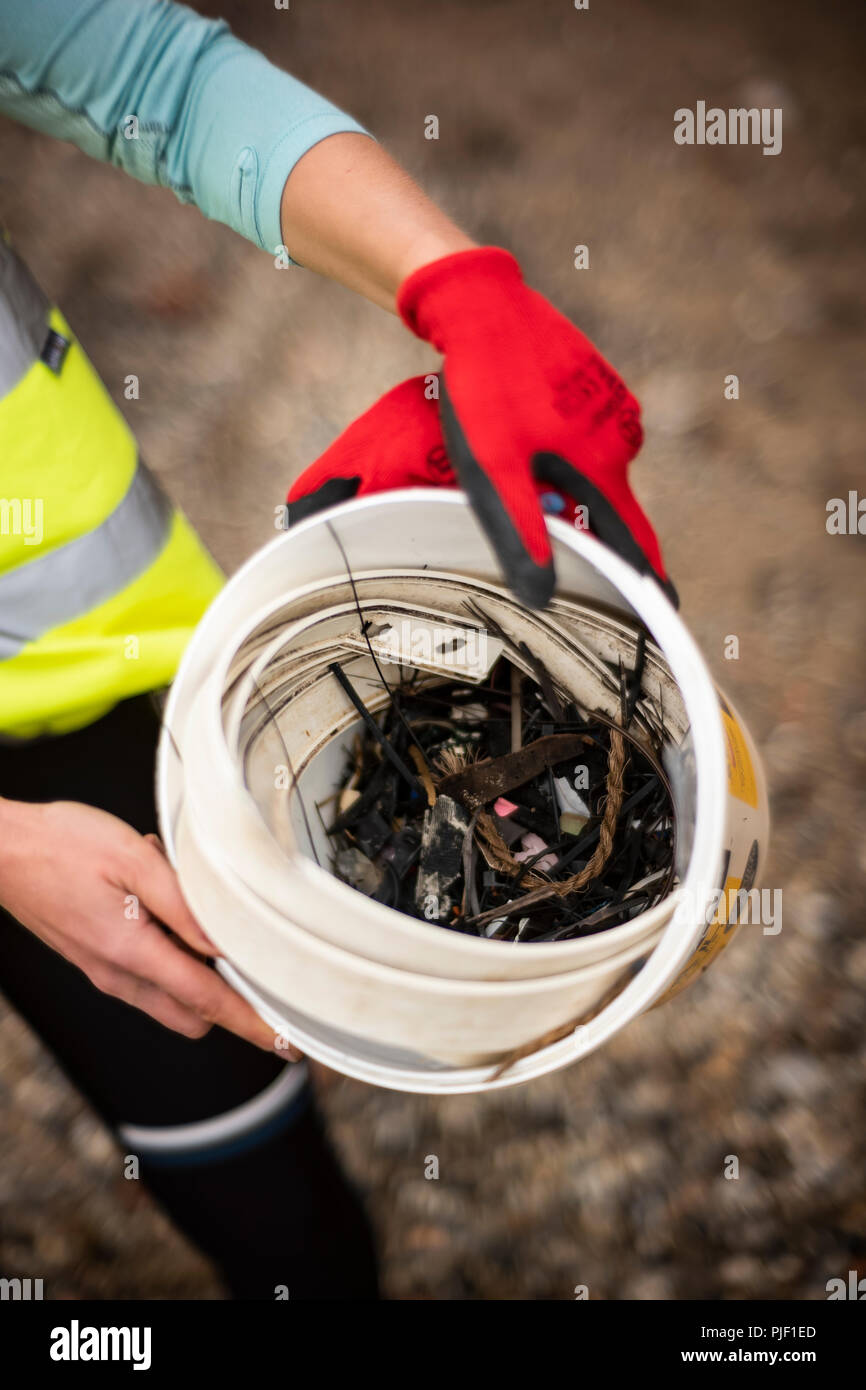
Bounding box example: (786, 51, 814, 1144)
(324, 646, 676, 942)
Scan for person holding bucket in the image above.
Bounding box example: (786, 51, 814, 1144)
(0, 0, 667, 1298)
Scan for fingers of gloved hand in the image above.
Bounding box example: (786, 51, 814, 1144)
(287, 475, 362, 527)
(531, 453, 677, 605)
(401, 254, 646, 486)
(287, 376, 454, 527)
(439, 375, 555, 609)
(528, 313, 666, 587)
(526, 286, 645, 455)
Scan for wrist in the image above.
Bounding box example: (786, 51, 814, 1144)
(397, 245, 523, 343)
(392, 229, 479, 290)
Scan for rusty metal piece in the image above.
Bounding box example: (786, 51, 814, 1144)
(436, 731, 592, 811)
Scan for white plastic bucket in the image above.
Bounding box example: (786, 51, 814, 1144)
(157, 490, 768, 1092)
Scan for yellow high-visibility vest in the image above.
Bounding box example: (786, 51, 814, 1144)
(0, 241, 224, 739)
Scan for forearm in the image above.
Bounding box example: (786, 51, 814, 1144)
(0, 796, 27, 901)
(279, 133, 476, 313)
(0, 0, 370, 253)
(0, 0, 475, 311)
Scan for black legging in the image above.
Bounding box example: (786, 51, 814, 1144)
(0, 695, 378, 1300)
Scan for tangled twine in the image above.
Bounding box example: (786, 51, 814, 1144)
(553, 726, 627, 896)
(456, 726, 629, 927)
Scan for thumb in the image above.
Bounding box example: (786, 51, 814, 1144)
(287, 376, 451, 525)
(439, 376, 554, 608)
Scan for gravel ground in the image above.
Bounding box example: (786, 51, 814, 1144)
(0, 0, 864, 1300)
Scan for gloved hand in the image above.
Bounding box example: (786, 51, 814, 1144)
(288, 246, 674, 609)
(286, 374, 590, 533)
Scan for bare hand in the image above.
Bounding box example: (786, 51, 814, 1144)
(0, 798, 301, 1058)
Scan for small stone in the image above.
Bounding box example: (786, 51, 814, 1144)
(719, 1254, 764, 1288)
(844, 710, 866, 766)
(640, 369, 708, 437)
(623, 1270, 675, 1300)
(69, 1114, 117, 1168)
(767, 1253, 804, 1283)
(764, 1051, 827, 1102)
(787, 888, 840, 942)
(404, 1224, 451, 1252)
(845, 940, 866, 986)
(762, 721, 810, 790)
(14, 1076, 59, 1122)
(35, 1228, 81, 1265)
(371, 1107, 418, 1153)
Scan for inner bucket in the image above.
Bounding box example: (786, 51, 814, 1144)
(228, 577, 685, 979)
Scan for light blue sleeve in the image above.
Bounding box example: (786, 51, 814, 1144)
(0, 0, 371, 255)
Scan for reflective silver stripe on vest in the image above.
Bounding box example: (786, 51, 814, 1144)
(0, 240, 50, 398)
(0, 462, 173, 660)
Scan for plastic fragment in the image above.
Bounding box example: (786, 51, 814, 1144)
(379, 827, 421, 878)
(354, 809, 392, 858)
(554, 775, 591, 816)
(514, 832, 558, 873)
(450, 702, 486, 723)
(335, 847, 384, 897)
(492, 813, 524, 847)
(483, 917, 507, 938)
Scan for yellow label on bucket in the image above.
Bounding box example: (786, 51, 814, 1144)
(721, 706, 759, 809)
(652, 876, 742, 1007)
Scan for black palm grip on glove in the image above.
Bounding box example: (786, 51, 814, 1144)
(287, 475, 360, 527)
(440, 377, 679, 610)
(439, 376, 556, 609)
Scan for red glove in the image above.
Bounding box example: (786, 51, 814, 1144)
(288, 247, 674, 609)
(288, 375, 455, 512)
(287, 374, 583, 525)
